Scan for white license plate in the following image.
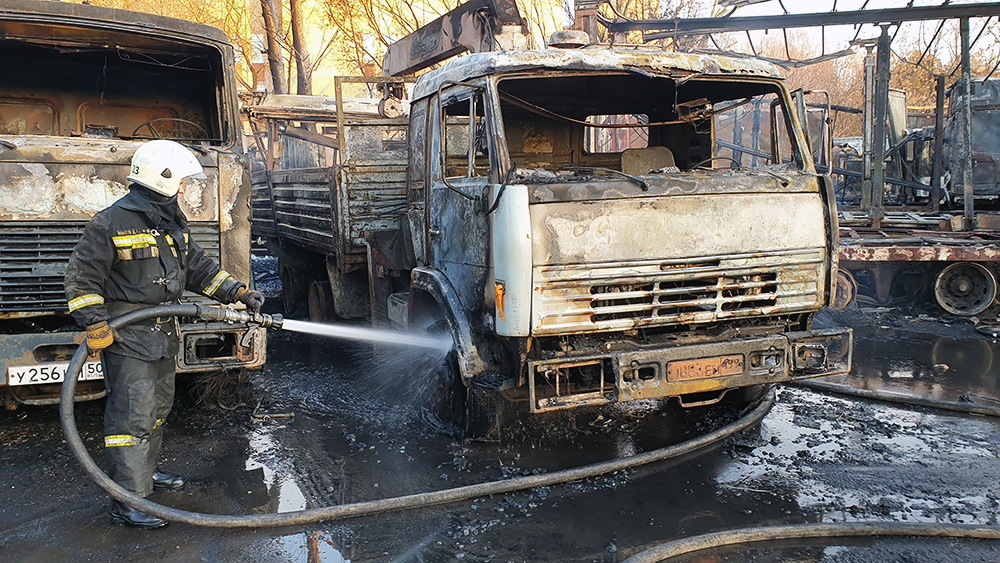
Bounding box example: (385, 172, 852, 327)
(7, 360, 104, 386)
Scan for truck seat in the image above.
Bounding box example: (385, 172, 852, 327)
(621, 146, 675, 176)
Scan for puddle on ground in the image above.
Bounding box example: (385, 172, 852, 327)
(817, 310, 1000, 409)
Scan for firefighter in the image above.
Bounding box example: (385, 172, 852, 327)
(64, 140, 264, 528)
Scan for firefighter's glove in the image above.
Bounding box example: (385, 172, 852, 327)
(85, 321, 114, 352)
(234, 286, 265, 311)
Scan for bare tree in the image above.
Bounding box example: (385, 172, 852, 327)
(260, 0, 287, 93)
(289, 0, 312, 94)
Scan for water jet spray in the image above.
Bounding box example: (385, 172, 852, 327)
(280, 319, 451, 351)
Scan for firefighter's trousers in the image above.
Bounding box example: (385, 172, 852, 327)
(102, 352, 175, 497)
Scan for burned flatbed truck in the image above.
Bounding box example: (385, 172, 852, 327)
(0, 1, 263, 407)
(249, 1, 852, 434)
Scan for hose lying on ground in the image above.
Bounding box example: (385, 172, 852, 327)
(61, 304, 775, 528)
(621, 521, 1000, 563)
(798, 379, 1000, 418)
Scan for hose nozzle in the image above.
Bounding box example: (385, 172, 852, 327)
(256, 311, 283, 329)
(196, 305, 283, 330)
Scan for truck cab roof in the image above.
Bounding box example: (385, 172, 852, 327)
(413, 46, 784, 101)
(0, 0, 230, 45)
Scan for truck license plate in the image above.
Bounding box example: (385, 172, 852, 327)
(667, 355, 744, 382)
(7, 360, 104, 386)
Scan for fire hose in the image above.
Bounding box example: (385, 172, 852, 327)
(621, 521, 1000, 562)
(798, 379, 1000, 418)
(59, 304, 1000, 556)
(60, 304, 777, 528)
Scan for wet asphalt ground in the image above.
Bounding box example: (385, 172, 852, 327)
(1, 257, 999, 562)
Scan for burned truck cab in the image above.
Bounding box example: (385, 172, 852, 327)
(403, 48, 852, 418)
(0, 1, 262, 407)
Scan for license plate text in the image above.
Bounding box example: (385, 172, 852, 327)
(667, 355, 744, 382)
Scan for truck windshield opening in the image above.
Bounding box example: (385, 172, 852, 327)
(0, 25, 225, 144)
(496, 73, 802, 179)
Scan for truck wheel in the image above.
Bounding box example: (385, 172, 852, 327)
(831, 269, 857, 311)
(277, 246, 316, 317)
(279, 262, 303, 316)
(307, 279, 335, 322)
(433, 357, 502, 440)
(431, 352, 466, 431)
(933, 262, 997, 316)
(424, 319, 501, 439)
(465, 383, 502, 439)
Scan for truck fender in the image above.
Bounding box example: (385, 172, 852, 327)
(409, 267, 488, 380)
(819, 174, 840, 307)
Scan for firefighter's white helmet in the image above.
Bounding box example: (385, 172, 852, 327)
(127, 139, 206, 197)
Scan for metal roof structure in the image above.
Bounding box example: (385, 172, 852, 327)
(412, 46, 783, 100)
(596, 1, 1000, 75)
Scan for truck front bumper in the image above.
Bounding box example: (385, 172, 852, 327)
(526, 328, 852, 413)
(0, 322, 266, 405)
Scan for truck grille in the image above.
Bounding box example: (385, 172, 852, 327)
(0, 222, 221, 313)
(533, 248, 825, 336)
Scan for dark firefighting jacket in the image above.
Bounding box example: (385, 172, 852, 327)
(65, 186, 244, 361)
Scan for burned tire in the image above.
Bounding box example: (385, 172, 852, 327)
(933, 262, 997, 316)
(434, 361, 502, 440)
(307, 279, 335, 322)
(465, 383, 502, 439)
(277, 246, 320, 318)
(425, 320, 501, 439)
(831, 269, 857, 311)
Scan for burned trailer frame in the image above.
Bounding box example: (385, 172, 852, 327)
(829, 34, 1000, 316)
(393, 48, 851, 422)
(244, 77, 417, 321)
(0, 1, 262, 407)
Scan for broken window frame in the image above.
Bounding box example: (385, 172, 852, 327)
(0, 24, 229, 145)
(489, 71, 809, 176)
(432, 80, 501, 193)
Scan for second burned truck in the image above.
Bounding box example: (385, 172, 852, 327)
(249, 7, 852, 435)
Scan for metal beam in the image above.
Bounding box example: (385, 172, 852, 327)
(382, 0, 526, 77)
(870, 26, 891, 227)
(931, 75, 945, 213)
(960, 18, 975, 230)
(602, 2, 1000, 37)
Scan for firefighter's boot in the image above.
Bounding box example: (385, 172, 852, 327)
(110, 500, 168, 529)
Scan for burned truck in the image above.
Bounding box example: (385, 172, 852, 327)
(0, 1, 263, 407)
(251, 43, 853, 434)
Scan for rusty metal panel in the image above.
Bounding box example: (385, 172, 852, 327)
(244, 94, 407, 121)
(0, 140, 219, 222)
(250, 170, 277, 240)
(264, 167, 337, 255)
(0, 222, 84, 312)
(0, 330, 86, 386)
(839, 245, 1000, 262)
(382, 0, 527, 77)
(526, 327, 852, 412)
(216, 151, 251, 285)
(339, 165, 408, 249)
(335, 120, 409, 268)
(0, 221, 222, 314)
(838, 226, 1000, 262)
